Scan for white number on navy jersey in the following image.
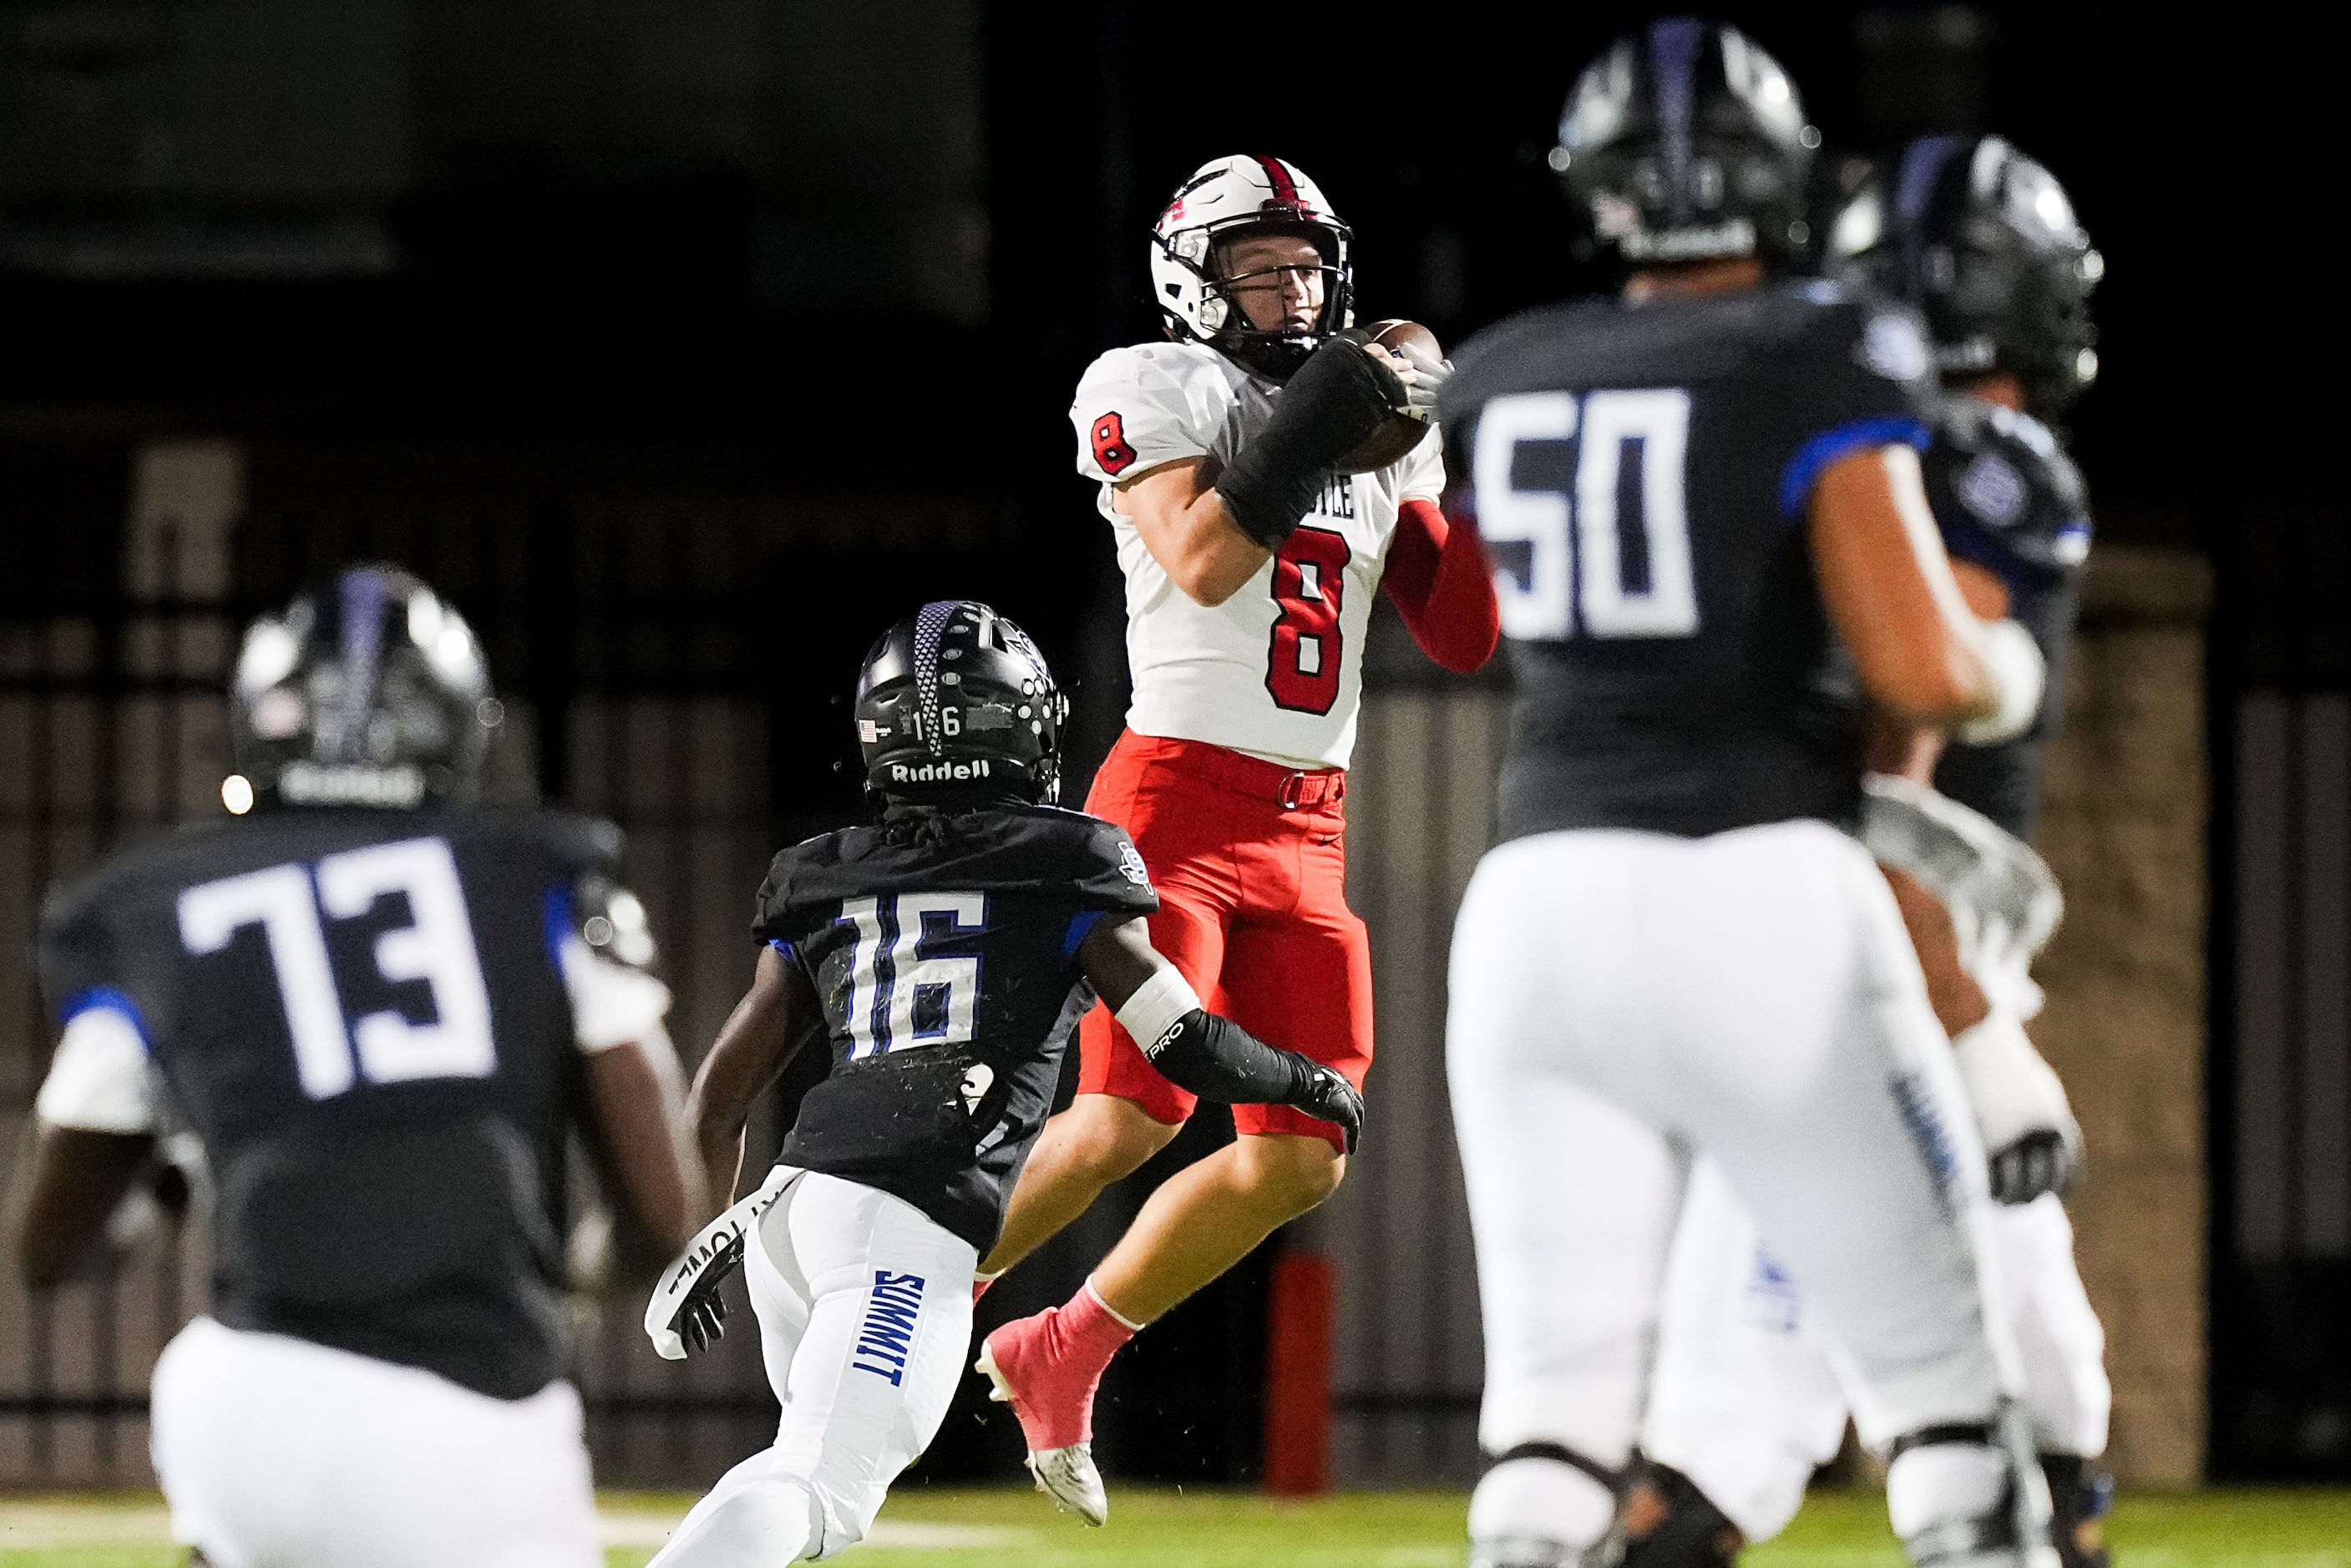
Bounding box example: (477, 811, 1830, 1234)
(176, 837, 496, 1100)
(1475, 388, 1698, 642)
(840, 893, 990, 1059)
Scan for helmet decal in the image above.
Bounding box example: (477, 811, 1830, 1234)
(1251, 154, 1305, 211)
(1648, 16, 1704, 211)
(336, 565, 390, 764)
(912, 598, 957, 758)
(1895, 135, 1963, 227)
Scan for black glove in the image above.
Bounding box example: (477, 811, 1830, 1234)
(1215, 339, 1409, 549)
(1987, 1129, 2079, 1206)
(1289, 1060, 1365, 1155)
(659, 1231, 740, 1356)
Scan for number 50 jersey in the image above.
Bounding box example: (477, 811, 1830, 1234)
(753, 804, 1158, 1254)
(37, 806, 662, 1400)
(1071, 339, 1445, 770)
(1438, 280, 1940, 842)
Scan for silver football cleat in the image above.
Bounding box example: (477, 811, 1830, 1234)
(973, 1342, 1109, 1526)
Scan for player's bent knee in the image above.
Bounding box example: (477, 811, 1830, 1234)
(1070, 1094, 1183, 1176)
(1237, 1132, 1346, 1212)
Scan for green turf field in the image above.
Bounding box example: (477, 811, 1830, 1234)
(0, 1485, 2345, 1566)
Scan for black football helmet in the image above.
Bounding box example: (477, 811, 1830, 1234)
(1827, 135, 2103, 416)
(1553, 18, 1818, 266)
(854, 600, 1067, 805)
(229, 564, 499, 809)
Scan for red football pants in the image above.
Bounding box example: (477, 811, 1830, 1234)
(1076, 730, 1374, 1153)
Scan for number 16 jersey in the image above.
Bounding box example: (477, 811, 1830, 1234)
(1071, 339, 1445, 770)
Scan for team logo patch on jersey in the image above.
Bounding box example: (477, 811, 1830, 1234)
(851, 1270, 928, 1386)
(1956, 452, 2028, 527)
(1118, 841, 1153, 888)
(1857, 313, 1930, 383)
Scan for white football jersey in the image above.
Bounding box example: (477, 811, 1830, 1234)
(1070, 340, 1444, 770)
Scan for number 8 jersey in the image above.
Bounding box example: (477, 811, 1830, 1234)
(1070, 339, 1445, 770)
(1438, 279, 1941, 841)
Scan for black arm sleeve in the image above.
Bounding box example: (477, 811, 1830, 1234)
(1136, 1008, 1310, 1105)
(1215, 338, 1407, 549)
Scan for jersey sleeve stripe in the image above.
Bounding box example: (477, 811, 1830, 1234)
(1061, 908, 1107, 963)
(59, 985, 152, 1052)
(541, 883, 574, 973)
(1776, 416, 1931, 520)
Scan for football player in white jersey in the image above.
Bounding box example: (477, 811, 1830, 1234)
(970, 154, 1500, 1520)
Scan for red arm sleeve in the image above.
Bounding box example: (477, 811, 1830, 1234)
(1384, 496, 1499, 673)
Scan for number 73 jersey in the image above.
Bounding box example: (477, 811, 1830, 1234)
(1438, 279, 1941, 842)
(35, 805, 649, 1399)
(1071, 339, 1444, 770)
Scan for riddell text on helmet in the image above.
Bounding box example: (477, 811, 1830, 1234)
(892, 759, 994, 783)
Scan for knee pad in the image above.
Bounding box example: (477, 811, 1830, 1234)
(1885, 1414, 2060, 1568)
(1468, 1444, 1620, 1568)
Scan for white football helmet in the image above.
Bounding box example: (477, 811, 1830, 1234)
(1149, 154, 1353, 382)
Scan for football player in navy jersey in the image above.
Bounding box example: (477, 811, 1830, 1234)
(1436, 23, 2061, 1568)
(1622, 137, 2114, 1568)
(8, 565, 701, 1568)
(637, 600, 1360, 1561)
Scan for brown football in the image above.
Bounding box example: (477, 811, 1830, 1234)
(1337, 319, 1442, 474)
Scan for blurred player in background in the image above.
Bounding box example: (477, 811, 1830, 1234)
(7, 564, 699, 1568)
(1625, 135, 2113, 1568)
(638, 602, 1360, 1560)
(1439, 22, 2060, 1568)
(971, 154, 1498, 1516)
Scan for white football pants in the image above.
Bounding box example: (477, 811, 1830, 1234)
(647, 1168, 976, 1565)
(150, 1317, 600, 1568)
(1647, 1171, 2110, 1540)
(1449, 824, 2017, 1522)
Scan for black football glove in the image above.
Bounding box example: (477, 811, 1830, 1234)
(1291, 1060, 1365, 1155)
(1216, 339, 1409, 549)
(646, 1229, 742, 1359)
(1987, 1128, 2079, 1206)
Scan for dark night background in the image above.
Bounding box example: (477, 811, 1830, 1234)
(3, 0, 2343, 1485)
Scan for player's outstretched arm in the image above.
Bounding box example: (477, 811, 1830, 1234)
(8, 1125, 155, 1289)
(1810, 445, 2041, 731)
(681, 943, 824, 1216)
(1076, 916, 1362, 1151)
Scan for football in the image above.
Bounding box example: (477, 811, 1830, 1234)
(1337, 319, 1442, 474)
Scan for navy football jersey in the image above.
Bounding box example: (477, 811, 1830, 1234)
(752, 803, 1158, 1252)
(38, 806, 633, 1400)
(1920, 396, 2092, 839)
(1440, 279, 1939, 839)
